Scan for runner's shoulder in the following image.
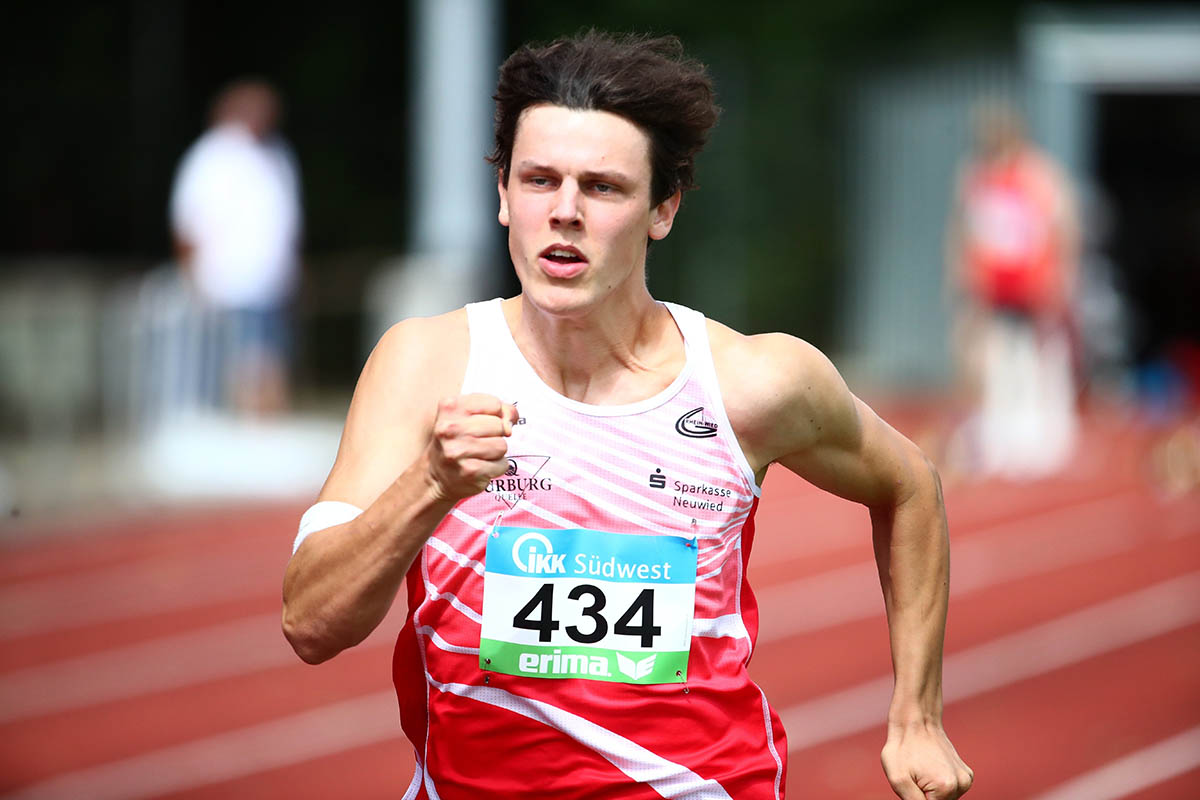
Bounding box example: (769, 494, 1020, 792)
(707, 320, 843, 403)
(706, 320, 854, 455)
(323, 308, 469, 503)
(365, 308, 470, 400)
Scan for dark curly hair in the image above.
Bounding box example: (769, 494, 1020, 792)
(488, 30, 720, 206)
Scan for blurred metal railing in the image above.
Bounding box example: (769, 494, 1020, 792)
(103, 266, 230, 433)
(1, 260, 362, 511)
(0, 264, 101, 441)
(3, 263, 288, 440)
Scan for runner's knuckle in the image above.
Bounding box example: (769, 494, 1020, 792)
(929, 776, 955, 795)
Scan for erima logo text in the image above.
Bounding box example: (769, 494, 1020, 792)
(675, 407, 718, 438)
(518, 650, 611, 677)
(511, 531, 566, 574)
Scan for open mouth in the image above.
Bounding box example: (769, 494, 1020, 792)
(538, 245, 588, 278)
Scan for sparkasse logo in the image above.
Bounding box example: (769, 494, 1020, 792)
(649, 468, 666, 489)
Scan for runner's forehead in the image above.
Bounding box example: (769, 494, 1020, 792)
(511, 105, 652, 183)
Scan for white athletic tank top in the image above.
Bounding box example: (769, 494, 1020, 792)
(394, 298, 786, 799)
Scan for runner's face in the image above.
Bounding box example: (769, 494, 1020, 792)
(498, 104, 680, 315)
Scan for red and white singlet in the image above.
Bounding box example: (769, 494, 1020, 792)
(394, 299, 786, 799)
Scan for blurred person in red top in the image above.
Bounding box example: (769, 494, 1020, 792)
(170, 79, 302, 416)
(946, 102, 1080, 479)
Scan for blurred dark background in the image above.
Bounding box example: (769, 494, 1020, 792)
(2, 1, 1198, 513)
(4, 0, 1058, 359)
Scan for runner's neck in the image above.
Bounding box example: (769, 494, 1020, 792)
(502, 293, 685, 405)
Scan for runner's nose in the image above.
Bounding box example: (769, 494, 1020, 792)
(550, 183, 582, 228)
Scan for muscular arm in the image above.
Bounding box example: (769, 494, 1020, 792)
(715, 328, 972, 799)
(281, 314, 516, 664)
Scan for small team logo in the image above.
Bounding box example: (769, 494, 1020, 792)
(648, 468, 666, 489)
(616, 652, 656, 680)
(486, 455, 552, 509)
(675, 407, 718, 439)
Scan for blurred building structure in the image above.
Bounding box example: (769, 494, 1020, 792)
(3, 3, 1199, 518)
(364, 0, 502, 350)
(841, 7, 1200, 397)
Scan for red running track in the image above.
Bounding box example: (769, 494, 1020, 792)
(0, 411, 1197, 799)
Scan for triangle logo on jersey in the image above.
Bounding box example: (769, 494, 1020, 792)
(616, 652, 656, 681)
(484, 455, 552, 509)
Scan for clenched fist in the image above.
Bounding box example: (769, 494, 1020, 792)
(424, 394, 520, 504)
(882, 721, 973, 799)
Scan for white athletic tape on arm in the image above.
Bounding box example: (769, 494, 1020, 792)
(293, 501, 364, 554)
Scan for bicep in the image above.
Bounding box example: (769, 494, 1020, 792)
(776, 395, 918, 509)
(762, 343, 920, 508)
(317, 323, 443, 508)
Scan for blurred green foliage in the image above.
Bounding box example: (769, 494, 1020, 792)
(4, 0, 1060, 348)
(505, 1, 1025, 342)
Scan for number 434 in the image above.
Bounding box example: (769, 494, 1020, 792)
(513, 583, 662, 648)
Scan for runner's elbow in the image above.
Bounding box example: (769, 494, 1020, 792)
(883, 444, 943, 513)
(282, 608, 342, 665)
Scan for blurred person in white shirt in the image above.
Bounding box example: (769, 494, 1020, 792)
(170, 79, 301, 415)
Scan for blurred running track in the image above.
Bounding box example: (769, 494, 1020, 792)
(1, 410, 1197, 799)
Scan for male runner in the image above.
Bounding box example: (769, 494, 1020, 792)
(283, 31, 972, 799)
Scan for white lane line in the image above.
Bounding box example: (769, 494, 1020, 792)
(0, 489, 1151, 720)
(756, 491, 1142, 643)
(0, 486, 1145, 642)
(0, 613, 398, 724)
(0, 546, 284, 640)
(1030, 725, 1200, 800)
(0, 691, 401, 800)
(0, 614, 279, 724)
(782, 572, 1200, 751)
(754, 483, 1131, 565)
(9, 574, 1196, 798)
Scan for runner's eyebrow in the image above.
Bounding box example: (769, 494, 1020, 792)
(513, 161, 634, 186)
(579, 170, 633, 186)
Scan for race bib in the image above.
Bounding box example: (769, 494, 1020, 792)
(480, 526, 698, 685)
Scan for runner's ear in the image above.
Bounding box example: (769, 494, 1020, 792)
(649, 190, 682, 241)
(498, 172, 510, 227)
